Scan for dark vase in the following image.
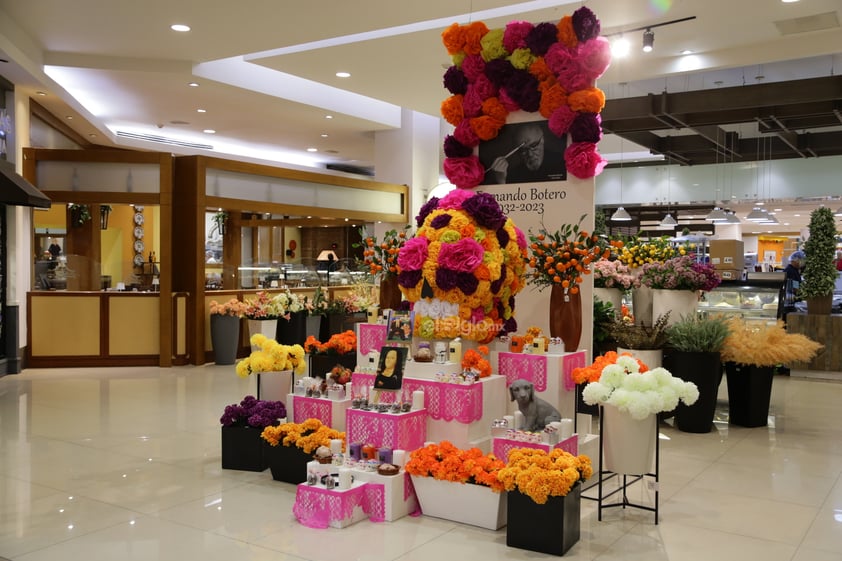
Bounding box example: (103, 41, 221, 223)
(210, 314, 240, 365)
(550, 284, 582, 352)
(506, 483, 581, 556)
(309, 353, 357, 379)
(264, 442, 311, 483)
(806, 295, 833, 315)
(221, 425, 267, 472)
(725, 362, 775, 427)
(379, 274, 403, 310)
(276, 311, 307, 345)
(319, 313, 345, 341)
(663, 350, 722, 433)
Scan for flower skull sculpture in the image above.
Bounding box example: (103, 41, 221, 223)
(398, 189, 526, 342)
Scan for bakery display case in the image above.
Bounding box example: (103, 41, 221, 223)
(698, 272, 784, 322)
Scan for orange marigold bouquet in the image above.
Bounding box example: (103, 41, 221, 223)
(462, 345, 492, 378)
(496, 448, 593, 504)
(405, 440, 505, 492)
(260, 418, 345, 454)
(525, 214, 618, 293)
(571, 351, 649, 384)
(304, 330, 357, 355)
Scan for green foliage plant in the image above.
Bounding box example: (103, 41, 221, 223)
(800, 206, 838, 299)
(665, 314, 729, 353)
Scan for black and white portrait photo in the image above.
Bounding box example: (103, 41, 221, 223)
(479, 120, 567, 185)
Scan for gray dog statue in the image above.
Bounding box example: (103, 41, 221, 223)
(509, 379, 562, 432)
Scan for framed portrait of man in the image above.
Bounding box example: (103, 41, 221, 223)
(374, 346, 408, 391)
(386, 310, 414, 342)
(478, 120, 567, 185)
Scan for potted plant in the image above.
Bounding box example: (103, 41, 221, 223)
(236, 333, 307, 401)
(592, 258, 636, 312)
(664, 314, 730, 433)
(243, 290, 287, 348)
(208, 298, 246, 365)
(356, 225, 412, 309)
(219, 395, 286, 471)
(720, 317, 822, 427)
(525, 214, 616, 351)
(800, 206, 838, 314)
(582, 354, 698, 475)
(496, 448, 593, 555)
(638, 255, 721, 326)
(260, 418, 345, 483)
(616, 236, 676, 326)
(606, 310, 671, 369)
(211, 210, 228, 236)
(272, 289, 306, 345)
(405, 440, 507, 530)
(68, 203, 92, 227)
(304, 330, 358, 377)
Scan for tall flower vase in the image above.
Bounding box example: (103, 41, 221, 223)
(602, 405, 657, 475)
(305, 315, 322, 339)
(247, 319, 278, 350)
(593, 287, 623, 315)
(652, 289, 699, 325)
(210, 314, 240, 365)
(550, 285, 582, 352)
(276, 311, 306, 345)
(378, 274, 402, 310)
(663, 350, 721, 433)
(632, 285, 653, 326)
(257, 370, 293, 402)
(725, 362, 774, 427)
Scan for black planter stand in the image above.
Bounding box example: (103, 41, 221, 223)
(506, 484, 581, 556)
(276, 311, 307, 346)
(221, 425, 267, 472)
(663, 350, 722, 433)
(725, 362, 775, 427)
(264, 442, 311, 483)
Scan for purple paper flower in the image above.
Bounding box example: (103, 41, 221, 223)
(443, 66, 468, 95)
(416, 197, 440, 227)
(490, 264, 507, 294)
(525, 22, 559, 56)
(503, 316, 518, 334)
(398, 269, 423, 289)
(436, 267, 459, 290)
(484, 59, 515, 87)
(569, 112, 602, 143)
(462, 192, 506, 230)
(501, 69, 541, 112)
(496, 227, 510, 248)
(439, 238, 485, 273)
(572, 6, 601, 42)
(444, 135, 472, 158)
(456, 272, 479, 295)
(430, 213, 453, 229)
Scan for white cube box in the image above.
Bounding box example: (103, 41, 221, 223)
(497, 351, 587, 421)
(352, 469, 418, 522)
(424, 375, 507, 450)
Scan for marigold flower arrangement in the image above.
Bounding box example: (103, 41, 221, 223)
(219, 395, 286, 428)
(525, 215, 615, 293)
(496, 448, 593, 504)
(571, 350, 648, 384)
(235, 334, 306, 377)
(209, 298, 247, 317)
(638, 255, 721, 292)
(592, 259, 637, 290)
(405, 440, 505, 492)
(616, 236, 676, 269)
(461, 345, 492, 378)
(260, 418, 345, 454)
(399, 189, 526, 342)
(440, 7, 609, 187)
(357, 225, 412, 278)
(720, 317, 822, 367)
(582, 354, 698, 420)
(304, 330, 357, 355)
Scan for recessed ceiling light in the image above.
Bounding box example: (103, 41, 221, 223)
(680, 49, 693, 55)
(196, 108, 206, 113)
(773, 208, 783, 212)
(325, 115, 333, 119)
(794, 214, 801, 217)
(65, 115, 73, 120)
(320, 134, 328, 138)
(307, 147, 318, 152)
(784, 222, 790, 226)
(781, 0, 799, 3)
(203, 129, 216, 134)
(188, 82, 199, 87)
(36, 90, 47, 96)
(170, 24, 191, 32)
(335, 72, 351, 78)
(89, 133, 97, 138)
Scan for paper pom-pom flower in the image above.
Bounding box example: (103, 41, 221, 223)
(443, 156, 486, 189)
(565, 141, 606, 179)
(398, 191, 526, 342)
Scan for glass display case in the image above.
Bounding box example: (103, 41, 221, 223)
(698, 273, 784, 322)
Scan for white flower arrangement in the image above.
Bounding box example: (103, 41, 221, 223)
(582, 355, 698, 420)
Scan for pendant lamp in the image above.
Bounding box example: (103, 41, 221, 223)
(660, 213, 677, 226)
(705, 207, 728, 222)
(611, 206, 632, 221)
(745, 207, 767, 221)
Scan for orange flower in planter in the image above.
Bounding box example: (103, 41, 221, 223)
(405, 440, 505, 492)
(304, 330, 357, 355)
(462, 345, 492, 378)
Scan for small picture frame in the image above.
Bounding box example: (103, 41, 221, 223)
(386, 310, 414, 342)
(374, 346, 408, 391)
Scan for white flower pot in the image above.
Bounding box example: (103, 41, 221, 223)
(594, 287, 624, 315)
(410, 475, 507, 530)
(651, 289, 698, 326)
(632, 286, 653, 326)
(602, 404, 657, 475)
(247, 319, 278, 351)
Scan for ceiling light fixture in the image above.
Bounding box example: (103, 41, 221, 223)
(335, 72, 351, 78)
(745, 207, 768, 221)
(203, 129, 216, 134)
(170, 24, 191, 32)
(642, 29, 654, 52)
(705, 207, 728, 222)
(188, 82, 199, 87)
(724, 210, 742, 224)
(660, 213, 677, 226)
(611, 37, 630, 58)
(611, 206, 632, 221)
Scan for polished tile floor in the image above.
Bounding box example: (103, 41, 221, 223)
(1, 364, 842, 561)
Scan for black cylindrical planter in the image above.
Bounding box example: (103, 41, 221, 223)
(725, 362, 774, 427)
(664, 350, 721, 433)
(210, 314, 240, 365)
(319, 314, 345, 341)
(276, 311, 307, 345)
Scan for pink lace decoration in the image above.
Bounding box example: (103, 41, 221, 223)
(293, 482, 386, 529)
(492, 434, 578, 460)
(346, 408, 427, 451)
(350, 373, 483, 424)
(292, 396, 333, 425)
(358, 324, 387, 355)
(497, 353, 549, 391)
(562, 351, 586, 392)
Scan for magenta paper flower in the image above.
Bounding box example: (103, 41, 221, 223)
(515, 226, 527, 250)
(462, 87, 485, 118)
(439, 238, 485, 273)
(398, 236, 429, 271)
(453, 119, 480, 147)
(438, 187, 475, 210)
(565, 142, 606, 179)
(444, 156, 484, 189)
(548, 104, 577, 136)
(576, 37, 611, 81)
(503, 21, 533, 52)
(461, 54, 487, 82)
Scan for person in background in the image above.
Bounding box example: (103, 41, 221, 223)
(835, 250, 842, 272)
(778, 250, 805, 322)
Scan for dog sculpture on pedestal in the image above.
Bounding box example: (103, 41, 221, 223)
(509, 379, 561, 432)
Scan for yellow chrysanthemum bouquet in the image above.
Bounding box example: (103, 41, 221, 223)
(235, 333, 306, 377)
